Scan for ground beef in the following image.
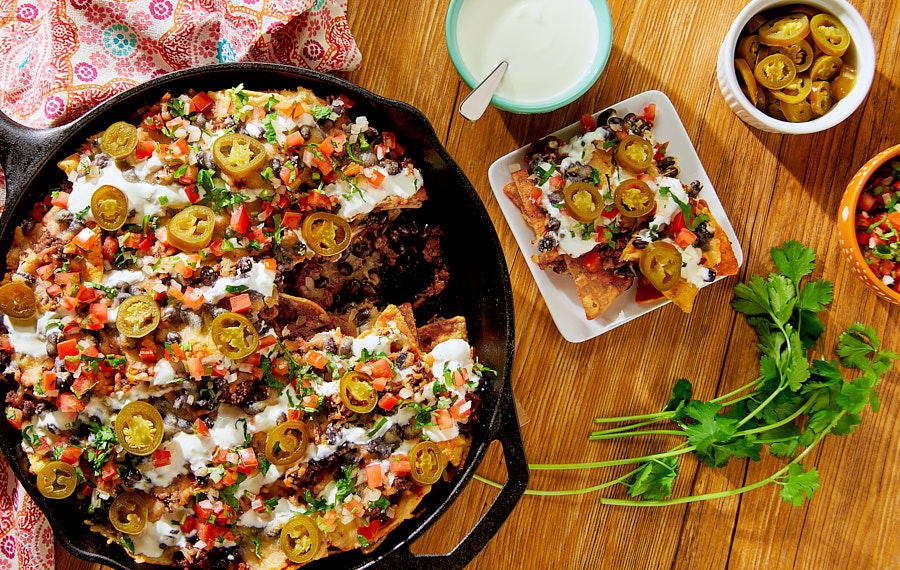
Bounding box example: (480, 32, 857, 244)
(172, 546, 237, 570)
(219, 379, 268, 406)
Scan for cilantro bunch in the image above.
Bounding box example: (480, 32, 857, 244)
(477, 241, 897, 506)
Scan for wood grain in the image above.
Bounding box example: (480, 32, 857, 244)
(56, 0, 900, 568)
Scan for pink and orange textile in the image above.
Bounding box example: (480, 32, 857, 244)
(0, 0, 360, 567)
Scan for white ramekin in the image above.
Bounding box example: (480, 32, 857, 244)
(716, 0, 876, 134)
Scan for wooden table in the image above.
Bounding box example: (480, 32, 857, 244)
(58, 0, 900, 568)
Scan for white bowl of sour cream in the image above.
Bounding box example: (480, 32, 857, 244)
(446, 0, 613, 114)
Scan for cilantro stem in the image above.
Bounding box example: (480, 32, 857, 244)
(529, 444, 692, 471)
(590, 417, 672, 436)
(594, 411, 675, 424)
(600, 413, 842, 507)
(733, 398, 814, 438)
(588, 429, 683, 441)
(709, 376, 764, 404)
(474, 467, 641, 496)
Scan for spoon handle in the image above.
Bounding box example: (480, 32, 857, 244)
(458, 61, 509, 121)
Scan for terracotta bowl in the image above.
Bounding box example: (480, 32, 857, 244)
(837, 143, 900, 305)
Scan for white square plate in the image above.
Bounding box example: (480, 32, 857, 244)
(488, 90, 743, 343)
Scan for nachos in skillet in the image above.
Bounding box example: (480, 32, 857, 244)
(0, 85, 488, 568)
(503, 106, 739, 319)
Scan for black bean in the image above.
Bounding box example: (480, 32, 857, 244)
(351, 240, 372, 258)
(385, 161, 400, 175)
(324, 336, 337, 353)
(395, 352, 409, 369)
(537, 235, 558, 253)
(128, 285, 143, 296)
(548, 191, 564, 205)
(704, 269, 717, 282)
(337, 262, 354, 276)
(359, 151, 376, 167)
(270, 157, 283, 172)
(596, 108, 617, 126)
(194, 113, 208, 128)
(236, 257, 253, 275)
(688, 180, 703, 198)
(166, 332, 182, 344)
(365, 126, 379, 139)
(222, 116, 236, 130)
(200, 266, 216, 286)
(547, 218, 561, 231)
(313, 276, 329, 289)
(299, 125, 311, 140)
(197, 150, 215, 170)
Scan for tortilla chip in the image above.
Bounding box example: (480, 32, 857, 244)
(509, 168, 560, 268)
(418, 316, 468, 351)
(634, 275, 666, 304)
(696, 200, 740, 277)
(565, 256, 631, 320)
(503, 181, 523, 210)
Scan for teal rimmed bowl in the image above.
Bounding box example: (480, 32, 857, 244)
(445, 0, 613, 114)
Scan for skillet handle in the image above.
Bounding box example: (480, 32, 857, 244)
(0, 109, 69, 220)
(384, 385, 529, 569)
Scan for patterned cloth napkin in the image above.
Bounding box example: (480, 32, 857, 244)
(0, 1, 360, 567)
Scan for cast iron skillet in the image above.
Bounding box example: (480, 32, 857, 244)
(0, 63, 527, 570)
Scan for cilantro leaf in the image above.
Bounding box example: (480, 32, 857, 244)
(625, 457, 679, 500)
(798, 279, 833, 312)
(771, 240, 816, 287)
(663, 378, 692, 414)
(778, 463, 819, 506)
(678, 401, 738, 453)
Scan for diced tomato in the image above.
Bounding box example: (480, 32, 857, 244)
(197, 522, 218, 543)
(210, 363, 227, 377)
(369, 358, 392, 379)
(453, 369, 469, 387)
(187, 357, 205, 380)
(371, 376, 387, 391)
(365, 168, 385, 188)
(239, 447, 258, 468)
(0, 336, 11, 353)
(856, 229, 869, 244)
(251, 498, 265, 512)
(450, 398, 472, 419)
(382, 132, 396, 150)
(286, 408, 302, 421)
(90, 303, 108, 324)
(35, 264, 55, 281)
(139, 347, 157, 363)
(191, 91, 214, 113)
(6, 407, 22, 429)
(378, 393, 399, 411)
(549, 175, 564, 191)
(230, 204, 249, 234)
(435, 409, 453, 430)
(389, 456, 410, 474)
(194, 418, 210, 436)
(229, 293, 253, 313)
(261, 258, 277, 272)
(209, 239, 226, 257)
(282, 211, 303, 229)
(76, 284, 98, 303)
(73, 227, 99, 251)
(674, 228, 697, 248)
(284, 131, 305, 150)
(178, 164, 198, 185)
(100, 460, 118, 482)
(182, 287, 205, 310)
(279, 164, 298, 186)
(51, 191, 69, 208)
(82, 345, 101, 358)
(302, 394, 319, 409)
(220, 471, 237, 487)
(183, 184, 200, 203)
(313, 156, 333, 176)
(319, 137, 335, 157)
(243, 352, 261, 366)
(581, 114, 597, 133)
(135, 140, 156, 160)
(259, 334, 277, 349)
(343, 162, 361, 176)
(654, 141, 670, 161)
(56, 445, 83, 465)
(582, 251, 602, 273)
(41, 371, 57, 392)
(172, 138, 189, 157)
(153, 449, 172, 467)
(345, 499, 366, 517)
(358, 518, 382, 541)
(308, 190, 332, 209)
(180, 515, 197, 534)
(167, 284, 184, 301)
(101, 236, 119, 261)
(212, 447, 230, 463)
(668, 210, 687, 235)
(304, 351, 328, 369)
(601, 206, 620, 220)
(174, 260, 193, 279)
(374, 143, 387, 161)
(641, 103, 657, 122)
(71, 374, 95, 396)
(57, 339, 79, 359)
(888, 211, 900, 229)
(365, 463, 383, 488)
(336, 94, 354, 109)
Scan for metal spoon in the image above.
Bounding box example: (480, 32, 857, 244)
(458, 61, 508, 121)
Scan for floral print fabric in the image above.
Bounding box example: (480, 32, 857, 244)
(0, 1, 360, 566)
